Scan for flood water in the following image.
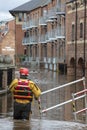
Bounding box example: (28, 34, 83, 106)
(0, 69, 87, 130)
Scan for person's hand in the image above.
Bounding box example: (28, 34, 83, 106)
(34, 97, 38, 100)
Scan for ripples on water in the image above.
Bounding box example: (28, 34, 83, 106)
(0, 69, 87, 130)
(0, 117, 87, 130)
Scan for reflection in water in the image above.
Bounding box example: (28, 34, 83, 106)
(0, 93, 13, 119)
(13, 120, 31, 130)
(65, 75, 86, 122)
(0, 118, 87, 130)
(30, 70, 86, 122)
(0, 94, 7, 115)
(0, 69, 87, 130)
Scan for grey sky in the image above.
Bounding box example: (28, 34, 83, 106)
(0, 0, 31, 20)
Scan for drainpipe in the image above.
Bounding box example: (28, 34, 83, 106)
(14, 17, 16, 66)
(83, 0, 86, 77)
(75, 0, 77, 80)
(73, 0, 78, 115)
(84, 0, 87, 123)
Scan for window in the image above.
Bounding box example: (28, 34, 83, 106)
(80, 22, 83, 38)
(18, 13, 23, 21)
(72, 24, 75, 41)
(24, 31, 29, 37)
(24, 13, 27, 22)
(24, 48, 27, 55)
(43, 9, 47, 17)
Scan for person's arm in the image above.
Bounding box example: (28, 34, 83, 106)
(9, 79, 18, 92)
(29, 81, 41, 99)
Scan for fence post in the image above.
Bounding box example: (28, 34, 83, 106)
(72, 93, 77, 121)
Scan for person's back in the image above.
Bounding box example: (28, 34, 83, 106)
(9, 67, 41, 120)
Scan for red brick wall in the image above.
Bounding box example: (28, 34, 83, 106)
(66, 1, 87, 76)
(15, 24, 24, 55)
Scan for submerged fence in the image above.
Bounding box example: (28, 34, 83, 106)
(40, 77, 87, 121)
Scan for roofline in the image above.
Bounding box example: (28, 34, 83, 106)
(9, 10, 29, 16)
(9, 5, 45, 16)
(9, 0, 49, 16)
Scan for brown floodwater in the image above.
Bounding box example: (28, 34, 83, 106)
(0, 69, 87, 130)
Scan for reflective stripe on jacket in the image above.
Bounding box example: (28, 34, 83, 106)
(13, 79, 33, 101)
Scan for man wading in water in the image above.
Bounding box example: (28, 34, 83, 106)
(9, 67, 41, 120)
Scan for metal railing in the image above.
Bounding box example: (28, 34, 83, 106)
(41, 77, 85, 95)
(72, 88, 87, 121)
(40, 77, 87, 121)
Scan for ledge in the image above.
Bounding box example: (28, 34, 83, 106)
(0, 87, 9, 95)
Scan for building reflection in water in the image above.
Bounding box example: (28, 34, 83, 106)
(13, 120, 31, 130)
(0, 70, 86, 124)
(0, 93, 12, 118)
(0, 94, 7, 116)
(65, 75, 86, 122)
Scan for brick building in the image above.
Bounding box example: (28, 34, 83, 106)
(9, 0, 69, 73)
(9, 0, 87, 76)
(0, 19, 15, 64)
(0, 19, 15, 90)
(66, 0, 87, 77)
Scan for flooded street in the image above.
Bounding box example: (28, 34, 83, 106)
(0, 69, 87, 130)
(0, 118, 87, 130)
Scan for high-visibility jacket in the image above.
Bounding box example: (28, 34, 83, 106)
(13, 79, 33, 101)
(9, 78, 41, 104)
